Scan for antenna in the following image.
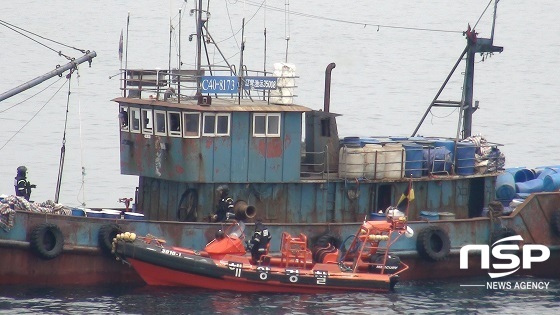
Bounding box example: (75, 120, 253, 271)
(238, 18, 246, 104)
(178, 8, 182, 98)
(196, 0, 203, 94)
(284, 0, 290, 62)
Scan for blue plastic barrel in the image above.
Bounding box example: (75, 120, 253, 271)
(420, 211, 439, 221)
(360, 138, 380, 146)
(342, 136, 362, 147)
(536, 167, 559, 180)
(496, 172, 516, 200)
(85, 209, 103, 218)
(515, 178, 544, 194)
(423, 147, 452, 174)
(403, 143, 423, 178)
(434, 139, 456, 161)
(370, 212, 386, 221)
(506, 167, 536, 183)
(455, 142, 476, 175)
(543, 174, 560, 192)
(124, 212, 145, 220)
(71, 208, 85, 216)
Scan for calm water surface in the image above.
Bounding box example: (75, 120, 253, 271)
(1, 0, 559, 313)
(0, 276, 558, 314)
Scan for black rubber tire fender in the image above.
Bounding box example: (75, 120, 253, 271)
(416, 225, 451, 261)
(98, 224, 122, 256)
(29, 223, 64, 260)
(551, 210, 560, 238)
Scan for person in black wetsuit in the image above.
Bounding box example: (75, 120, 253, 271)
(211, 185, 234, 222)
(14, 166, 36, 201)
(249, 220, 272, 262)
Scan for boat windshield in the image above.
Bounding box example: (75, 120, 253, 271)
(226, 221, 246, 240)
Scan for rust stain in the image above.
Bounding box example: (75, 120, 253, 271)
(176, 165, 184, 174)
(284, 134, 292, 147)
(205, 138, 213, 149)
(257, 138, 283, 158)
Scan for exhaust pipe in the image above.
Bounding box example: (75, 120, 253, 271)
(324, 62, 336, 113)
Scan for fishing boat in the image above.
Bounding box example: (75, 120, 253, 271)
(112, 214, 411, 293)
(1, 0, 559, 286)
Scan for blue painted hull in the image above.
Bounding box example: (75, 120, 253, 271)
(1, 192, 559, 285)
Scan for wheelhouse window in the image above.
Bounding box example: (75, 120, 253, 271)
(167, 111, 181, 137)
(130, 108, 141, 133)
(154, 110, 167, 136)
(119, 105, 129, 131)
(183, 112, 201, 138)
(141, 108, 153, 134)
(202, 113, 230, 137)
(253, 113, 281, 137)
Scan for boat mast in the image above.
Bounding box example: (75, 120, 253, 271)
(0, 51, 96, 102)
(461, 2, 503, 138)
(412, 1, 502, 139)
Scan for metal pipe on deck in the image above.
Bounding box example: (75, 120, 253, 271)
(0, 51, 97, 102)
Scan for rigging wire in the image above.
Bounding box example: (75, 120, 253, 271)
(224, 0, 241, 49)
(217, 0, 266, 44)
(0, 77, 63, 114)
(241, 0, 463, 34)
(473, 0, 494, 30)
(0, 78, 69, 152)
(0, 19, 87, 60)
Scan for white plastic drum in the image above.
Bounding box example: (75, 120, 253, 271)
(339, 146, 365, 179)
(363, 144, 383, 179)
(382, 143, 404, 179)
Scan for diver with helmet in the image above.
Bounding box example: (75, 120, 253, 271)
(211, 185, 234, 222)
(14, 166, 36, 201)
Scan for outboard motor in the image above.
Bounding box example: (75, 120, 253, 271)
(369, 253, 401, 274)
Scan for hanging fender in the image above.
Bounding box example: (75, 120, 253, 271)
(416, 226, 451, 261)
(98, 224, 123, 256)
(29, 223, 64, 260)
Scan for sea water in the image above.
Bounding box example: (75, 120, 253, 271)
(0, 276, 558, 314)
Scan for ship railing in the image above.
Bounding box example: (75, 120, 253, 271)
(300, 147, 328, 179)
(120, 66, 298, 104)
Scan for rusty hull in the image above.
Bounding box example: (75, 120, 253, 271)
(1, 192, 559, 285)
